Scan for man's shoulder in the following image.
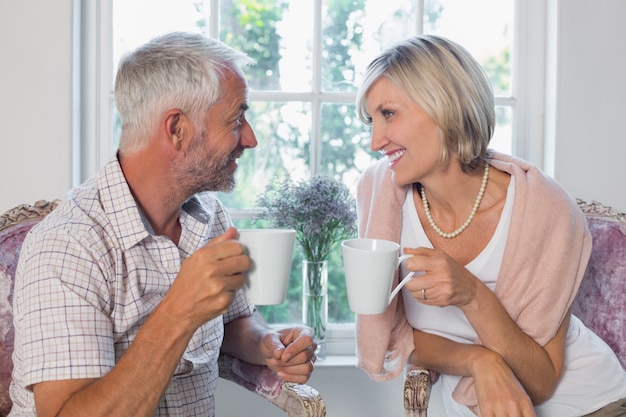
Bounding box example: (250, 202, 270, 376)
(26, 178, 113, 250)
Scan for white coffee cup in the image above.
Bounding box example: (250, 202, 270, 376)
(341, 238, 414, 314)
(238, 229, 296, 305)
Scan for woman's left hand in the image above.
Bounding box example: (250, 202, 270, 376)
(471, 350, 537, 417)
(402, 246, 480, 308)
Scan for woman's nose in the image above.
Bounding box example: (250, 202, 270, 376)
(369, 123, 387, 153)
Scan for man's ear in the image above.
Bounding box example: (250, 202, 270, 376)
(163, 109, 188, 150)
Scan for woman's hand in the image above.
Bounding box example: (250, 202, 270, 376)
(471, 350, 537, 417)
(402, 246, 481, 308)
(404, 247, 568, 407)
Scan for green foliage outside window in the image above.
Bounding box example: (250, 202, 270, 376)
(212, 0, 375, 324)
(189, 0, 512, 325)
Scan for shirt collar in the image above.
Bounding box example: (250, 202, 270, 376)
(97, 156, 213, 251)
(97, 156, 151, 251)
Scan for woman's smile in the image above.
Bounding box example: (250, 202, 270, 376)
(385, 149, 406, 166)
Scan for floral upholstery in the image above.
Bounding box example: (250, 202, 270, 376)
(572, 199, 626, 369)
(0, 201, 325, 417)
(218, 354, 326, 416)
(404, 199, 626, 416)
(0, 220, 33, 415)
(0, 200, 59, 416)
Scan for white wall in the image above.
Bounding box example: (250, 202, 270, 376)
(0, 0, 74, 212)
(545, 0, 626, 212)
(1, 1, 625, 416)
(215, 364, 407, 416)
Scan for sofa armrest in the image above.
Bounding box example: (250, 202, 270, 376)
(403, 364, 434, 417)
(218, 353, 326, 417)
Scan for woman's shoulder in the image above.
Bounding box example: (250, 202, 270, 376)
(489, 151, 578, 211)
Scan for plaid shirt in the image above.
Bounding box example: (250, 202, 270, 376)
(9, 157, 253, 417)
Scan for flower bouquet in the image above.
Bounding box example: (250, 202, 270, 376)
(256, 175, 357, 347)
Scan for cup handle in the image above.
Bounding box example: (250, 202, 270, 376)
(397, 254, 413, 265)
(387, 254, 415, 304)
(388, 271, 415, 304)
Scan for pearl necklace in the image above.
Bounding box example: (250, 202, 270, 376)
(420, 163, 490, 239)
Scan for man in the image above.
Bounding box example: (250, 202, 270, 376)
(9, 32, 316, 417)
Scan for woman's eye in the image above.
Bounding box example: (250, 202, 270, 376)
(381, 109, 394, 119)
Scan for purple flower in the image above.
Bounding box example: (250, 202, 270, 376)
(256, 175, 357, 262)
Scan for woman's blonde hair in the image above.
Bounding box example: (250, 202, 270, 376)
(356, 35, 495, 173)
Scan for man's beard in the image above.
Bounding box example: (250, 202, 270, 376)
(172, 132, 240, 196)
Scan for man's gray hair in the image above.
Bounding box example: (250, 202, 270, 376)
(114, 32, 254, 154)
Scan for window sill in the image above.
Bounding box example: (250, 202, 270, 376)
(273, 322, 357, 359)
(314, 354, 357, 368)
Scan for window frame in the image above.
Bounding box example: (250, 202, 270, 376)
(79, 0, 547, 356)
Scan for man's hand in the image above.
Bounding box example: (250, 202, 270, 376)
(164, 227, 249, 329)
(262, 326, 317, 384)
(33, 227, 251, 417)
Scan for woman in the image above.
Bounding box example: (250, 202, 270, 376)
(354, 34, 626, 416)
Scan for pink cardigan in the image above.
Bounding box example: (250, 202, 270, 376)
(355, 152, 591, 409)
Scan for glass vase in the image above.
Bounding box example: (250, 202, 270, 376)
(302, 260, 328, 359)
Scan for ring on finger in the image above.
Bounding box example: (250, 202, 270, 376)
(421, 288, 427, 300)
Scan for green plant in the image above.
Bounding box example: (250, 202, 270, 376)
(256, 175, 357, 263)
(257, 175, 357, 340)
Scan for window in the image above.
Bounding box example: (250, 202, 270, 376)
(84, 0, 542, 341)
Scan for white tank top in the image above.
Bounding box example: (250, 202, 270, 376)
(401, 180, 626, 416)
